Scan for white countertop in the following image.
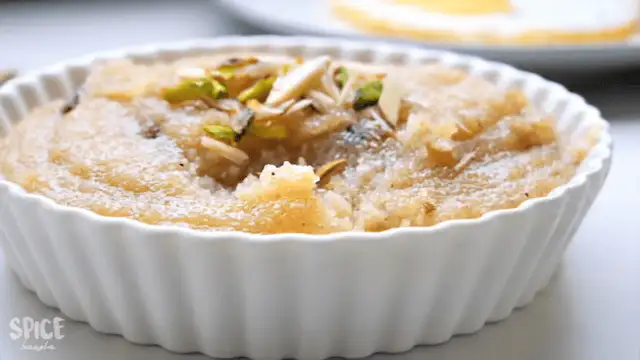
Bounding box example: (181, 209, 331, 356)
(0, 1, 639, 359)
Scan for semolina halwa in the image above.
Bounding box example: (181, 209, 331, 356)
(0, 54, 595, 234)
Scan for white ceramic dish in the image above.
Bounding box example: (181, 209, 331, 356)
(0, 36, 611, 360)
(217, 0, 640, 71)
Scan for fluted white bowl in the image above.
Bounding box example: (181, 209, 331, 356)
(0, 36, 612, 360)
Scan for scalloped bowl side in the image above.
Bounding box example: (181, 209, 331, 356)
(0, 36, 611, 360)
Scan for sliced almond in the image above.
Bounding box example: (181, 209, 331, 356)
(363, 107, 394, 133)
(285, 99, 314, 115)
(246, 99, 284, 119)
(307, 90, 336, 113)
(316, 159, 348, 187)
(200, 136, 249, 165)
(320, 69, 341, 102)
(453, 150, 478, 174)
(378, 71, 405, 127)
(176, 67, 207, 80)
(296, 111, 356, 141)
(337, 71, 358, 106)
(308, 90, 336, 105)
(230, 109, 255, 134)
(239, 61, 285, 79)
(266, 56, 331, 106)
(276, 99, 297, 112)
(213, 98, 243, 112)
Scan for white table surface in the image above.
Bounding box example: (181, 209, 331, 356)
(0, 1, 639, 359)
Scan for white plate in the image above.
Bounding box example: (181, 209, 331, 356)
(216, 0, 640, 71)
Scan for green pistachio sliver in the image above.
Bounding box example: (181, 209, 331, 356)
(237, 77, 276, 103)
(336, 67, 349, 88)
(212, 57, 259, 79)
(249, 124, 288, 139)
(203, 125, 236, 142)
(162, 82, 200, 104)
(281, 64, 293, 75)
(163, 78, 227, 104)
(210, 80, 227, 98)
(212, 65, 236, 80)
(353, 80, 383, 111)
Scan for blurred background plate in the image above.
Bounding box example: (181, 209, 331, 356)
(216, 0, 640, 72)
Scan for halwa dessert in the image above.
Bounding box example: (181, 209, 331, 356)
(0, 54, 595, 234)
(331, 0, 640, 45)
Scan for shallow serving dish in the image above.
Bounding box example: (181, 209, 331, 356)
(0, 36, 611, 360)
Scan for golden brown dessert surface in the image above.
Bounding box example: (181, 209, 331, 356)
(0, 54, 594, 234)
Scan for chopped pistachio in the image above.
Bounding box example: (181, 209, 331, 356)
(336, 67, 349, 88)
(162, 78, 227, 104)
(203, 112, 286, 142)
(237, 77, 276, 103)
(203, 125, 236, 142)
(211, 80, 227, 98)
(212, 57, 259, 80)
(249, 124, 288, 139)
(353, 80, 383, 111)
(281, 64, 293, 75)
(213, 66, 236, 80)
